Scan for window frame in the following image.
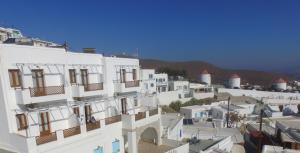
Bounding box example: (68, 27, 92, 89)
(16, 114, 28, 131)
(9, 69, 22, 88)
(112, 139, 120, 153)
(73, 107, 80, 117)
(69, 69, 77, 84)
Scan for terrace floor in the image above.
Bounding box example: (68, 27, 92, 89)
(138, 141, 173, 153)
(0, 149, 15, 153)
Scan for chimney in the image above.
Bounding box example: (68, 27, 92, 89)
(83, 48, 96, 53)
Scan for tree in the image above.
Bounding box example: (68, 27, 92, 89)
(169, 101, 182, 112)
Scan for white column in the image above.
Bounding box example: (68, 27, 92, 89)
(127, 131, 137, 153)
(79, 105, 87, 134)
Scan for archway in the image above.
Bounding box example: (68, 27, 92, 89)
(140, 127, 158, 144)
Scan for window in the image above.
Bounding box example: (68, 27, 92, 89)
(9, 69, 22, 87)
(69, 69, 77, 84)
(134, 98, 138, 106)
(132, 69, 137, 80)
(73, 107, 80, 117)
(93, 146, 103, 153)
(112, 139, 120, 153)
(16, 114, 28, 130)
(150, 83, 154, 87)
(149, 74, 153, 79)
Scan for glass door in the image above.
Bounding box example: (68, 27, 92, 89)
(32, 70, 45, 96)
(81, 69, 89, 90)
(121, 69, 126, 83)
(39, 112, 51, 136)
(121, 98, 127, 114)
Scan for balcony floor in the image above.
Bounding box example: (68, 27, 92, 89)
(0, 149, 15, 153)
(138, 141, 173, 153)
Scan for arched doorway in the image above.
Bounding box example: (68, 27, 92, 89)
(140, 127, 158, 145)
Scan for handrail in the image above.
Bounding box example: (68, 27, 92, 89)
(35, 132, 57, 145)
(86, 120, 101, 131)
(84, 83, 104, 91)
(29, 85, 65, 97)
(125, 80, 140, 88)
(105, 115, 121, 125)
(63, 126, 81, 138)
(135, 112, 146, 121)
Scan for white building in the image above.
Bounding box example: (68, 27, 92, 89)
(180, 105, 210, 120)
(140, 69, 156, 94)
(273, 78, 287, 91)
(154, 73, 168, 93)
(0, 27, 23, 43)
(198, 70, 211, 85)
(168, 80, 191, 99)
(161, 113, 184, 141)
(0, 43, 187, 153)
(262, 145, 299, 153)
(189, 83, 214, 99)
(228, 74, 241, 89)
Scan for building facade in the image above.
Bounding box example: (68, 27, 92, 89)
(0, 44, 169, 153)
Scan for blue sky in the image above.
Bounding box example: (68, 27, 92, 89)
(1, 0, 300, 70)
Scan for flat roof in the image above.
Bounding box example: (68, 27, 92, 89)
(161, 113, 183, 130)
(183, 126, 243, 144)
(278, 120, 300, 130)
(189, 139, 222, 153)
(180, 105, 210, 110)
(246, 123, 276, 135)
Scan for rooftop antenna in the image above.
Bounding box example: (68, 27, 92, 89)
(136, 48, 139, 58)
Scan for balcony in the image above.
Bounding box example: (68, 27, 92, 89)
(149, 108, 159, 116)
(125, 80, 140, 88)
(15, 85, 67, 104)
(114, 80, 141, 93)
(71, 83, 105, 98)
(35, 132, 57, 145)
(29, 85, 65, 97)
(122, 108, 161, 130)
(63, 126, 81, 138)
(105, 115, 122, 125)
(84, 83, 103, 91)
(86, 120, 101, 131)
(135, 112, 146, 121)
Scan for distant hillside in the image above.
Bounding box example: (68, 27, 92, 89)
(140, 59, 292, 87)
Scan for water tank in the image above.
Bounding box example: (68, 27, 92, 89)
(274, 78, 287, 91)
(199, 70, 211, 85)
(228, 74, 240, 89)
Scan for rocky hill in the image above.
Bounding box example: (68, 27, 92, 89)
(140, 59, 292, 87)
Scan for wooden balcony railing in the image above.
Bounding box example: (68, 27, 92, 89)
(125, 80, 140, 88)
(36, 132, 57, 145)
(149, 108, 159, 116)
(135, 112, 146, 121)
(84, 83, 103, 91)
(105, 115, 121, 125)
(30, 85, 65, 97)
(86, 120, 101, 131)
(63, 126, 81, 138)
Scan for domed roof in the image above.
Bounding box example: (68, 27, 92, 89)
(230, 73, 240, 78)
(201, 69, 209, 74)
(275, 78, 287, 83)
